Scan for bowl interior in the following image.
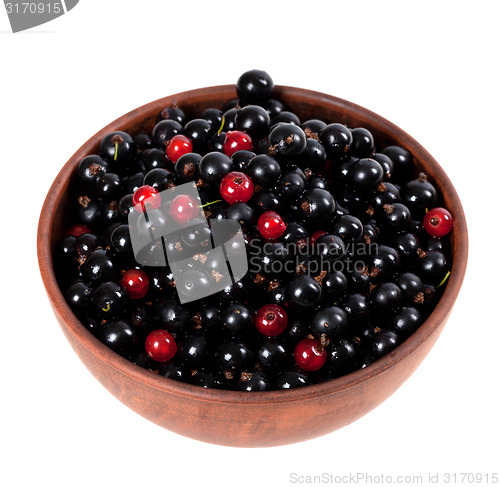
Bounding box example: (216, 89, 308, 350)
(39, 84, 468, 405)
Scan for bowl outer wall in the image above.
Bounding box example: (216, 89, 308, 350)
(37, 85, 468, 447)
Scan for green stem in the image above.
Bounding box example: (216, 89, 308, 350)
(114, 142, 119, 161)
(217, 116, 225, 135)
(437, 271, 451, 288)
(199, 199, 222, 208)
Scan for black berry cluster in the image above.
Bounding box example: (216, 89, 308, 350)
(55, 70, 454, 391)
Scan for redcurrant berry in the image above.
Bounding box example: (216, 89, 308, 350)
(294, 338, 327, 372)
(166, 134, 193, 163)
(170, 194, 199, 224)
(145, 329, 177, 362)
(423, 207, 453, 237)
(255, 304, 288, 337)
(220, 171, 254, 204)
(257, 211, 286, 239)
(132, 185, 161, 213)
(120, 269, 150, 299)
(223, 131, 253, 157)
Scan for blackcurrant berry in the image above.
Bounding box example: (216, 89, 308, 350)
(184, 118, 213, 152)
(268, 123, 307, 159)
(76, 195, 101, 228)
(301, 119, 327, 138)
(320, 123, 352, 159)
(379, 203, 412, 234)
(246, 154, 281, 189)
(152, 119, 184, 148)
(271, 110, 301, 126)
(298, 188, 336, 223)
(133, 133, 152, 151)
(144, 168, 174, 192)
(370, 282, 402, 311)
(74, 233, 100, 266)
(392, 275, 421, 306)
(368, 245, 401, 281)
(214, 341, 254, 376)
(141, 148, 170, 172)
(382, 145, 414, 182)
(389, 307, 423, 338)
(416, 250, 449, 285)
(237, 371, 270, 391)
(368, 330, 400, 361)
(158, 363, 189, 381)
(393, 233, 421, 262)
(201, 107, 223, 128)
(330, 215, 364, 242)
(199, 152, 233, 185)
(78, 155, 109, 184)
(372, 153, 394, 179)
(402, 172, 437, 216)
(65, 281, 92, 318)
(298, 138, 327, 173)
(253, 191, 281, 213)
(100, 131, 136, 166)
(327, 338, 362, 378)
(221, 303, 254, 335)
(231, 149, 256, 172)
(235, 105, 271, 140)
(226, 202, 255, 229)
(285, 275, 322, 309)
(80, 248, 117, 284)
(256, 340, 288, 374)
(342, 293, 371, 326)
(349, 127, 375, 158)
(275, 370, 309, 389)
(347, 158, 384, 192)
(236, 69, 274, 104)
(178, 335, 210, 368)
(192, 371, 225, 389)
(92, 281, 128, 319)
(310, 306, 349, 341)
(157, 104, 186, 125)
(98, 319, 141, 359)
(155, 299, 190, 338)
(322, 271, 348, 301)
(264, 99, 285, 118)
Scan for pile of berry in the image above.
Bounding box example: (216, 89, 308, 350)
(55, 70, 454, 391)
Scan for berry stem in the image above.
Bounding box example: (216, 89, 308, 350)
(218, 116, 225, 135)
(437, 271, 451, 288)
(199, 199, 222, 208)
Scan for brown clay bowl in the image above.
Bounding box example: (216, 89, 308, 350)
(37, 85, 468, 447)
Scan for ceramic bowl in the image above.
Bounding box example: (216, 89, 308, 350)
(37, 85, 468, 447)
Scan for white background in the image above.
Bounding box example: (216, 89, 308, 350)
(1, 1, 499, 486)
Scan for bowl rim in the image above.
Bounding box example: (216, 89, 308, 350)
(37, 84, 468, 405)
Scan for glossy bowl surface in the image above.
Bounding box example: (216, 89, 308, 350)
(38, 85, 468, 447)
